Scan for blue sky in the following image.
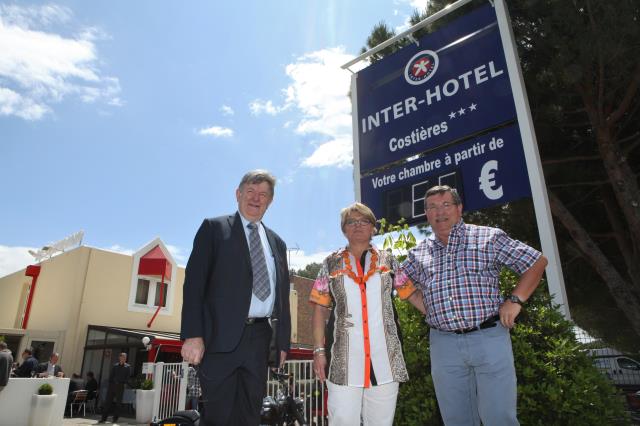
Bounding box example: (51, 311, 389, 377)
(0, 0, 427, 276)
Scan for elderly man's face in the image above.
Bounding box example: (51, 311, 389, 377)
(425, 192, 463, 241)
(236, 181, 273, 223)
(51, 354, 59, 364)
(119, 354, 127, 364)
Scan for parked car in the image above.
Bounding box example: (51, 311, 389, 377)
(588, 348, 640, 389)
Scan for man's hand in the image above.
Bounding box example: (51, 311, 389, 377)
(181, 337, 205, 365)
(499, 300, 522, 328)
(279, 350, 287, 368)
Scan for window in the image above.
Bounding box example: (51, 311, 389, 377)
(154, 281, 168, 307)
(128, 238, 176, 315)
(135, 279, 150, 304)
(618, 357, 640, 371)
(87, 329, 106, 346)
(133, 276, 170, 308)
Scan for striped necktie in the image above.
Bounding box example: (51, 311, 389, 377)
(247, 222, 271, 301)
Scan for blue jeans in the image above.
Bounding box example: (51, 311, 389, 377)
(188, 396, 199, 411)
(430, 323, 519, 426)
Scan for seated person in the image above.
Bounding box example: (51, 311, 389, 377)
(86, 371, 98, 400)
(35, 352, 63, 378)
(67, 373, 85, 405)
(13, 348, 38, 377)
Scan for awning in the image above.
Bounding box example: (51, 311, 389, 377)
(138, 245, 172, 280)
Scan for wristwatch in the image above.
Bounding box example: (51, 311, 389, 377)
(508, 294, 523, 305)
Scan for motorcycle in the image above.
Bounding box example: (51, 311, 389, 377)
(261, 369, 308, 425)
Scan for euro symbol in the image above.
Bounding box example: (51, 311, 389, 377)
(478, 160, 503, 200)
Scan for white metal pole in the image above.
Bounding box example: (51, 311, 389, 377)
(351, 73, 362, 202)
(493, 0, 570, 318)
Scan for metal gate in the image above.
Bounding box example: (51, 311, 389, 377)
(266, 360, 327, 426)
(146, 361, 188, 422)
(145, 360, 326, 424)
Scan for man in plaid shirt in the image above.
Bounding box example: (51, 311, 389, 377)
(402, 185, 547, 426)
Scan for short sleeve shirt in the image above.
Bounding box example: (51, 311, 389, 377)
(402, 220, 542, 331)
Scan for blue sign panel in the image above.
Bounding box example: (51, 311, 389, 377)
(360, 124, 531, 225)
(356, 4, 516, 173)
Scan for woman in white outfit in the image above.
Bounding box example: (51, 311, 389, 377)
(310, 202, 425, 426)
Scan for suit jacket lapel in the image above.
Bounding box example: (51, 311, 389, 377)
(229, 212, 252, 273)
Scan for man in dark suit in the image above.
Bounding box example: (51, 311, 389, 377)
(0, 341, 13, 390)
(99, 352, 132, 424)
(181, 170, 291, 426)
(13, 347, 38, 378)
(35, 352, 64, 377)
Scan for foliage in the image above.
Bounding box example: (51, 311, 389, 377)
(140, 378, 154, 390)
(131, 374, 153, 390)
(378, 218, 420, 261)
(293, 262, 322, 280)
(376, 224, 629, 425)
(37, 383, 53, 395)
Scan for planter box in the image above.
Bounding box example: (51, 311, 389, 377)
(136, 389, 155, 423)
(29, 394, 56, 426)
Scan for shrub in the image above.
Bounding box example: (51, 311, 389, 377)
(379, 223, 629, 425)
(140, 379, 154, 390)
(393, 270, 629, 425)
(37, 383, 53, 395)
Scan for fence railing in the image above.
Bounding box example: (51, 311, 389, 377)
(267, 359, 327, 426)
(145, 359, 326, 424)
(146, 361, 188, 422)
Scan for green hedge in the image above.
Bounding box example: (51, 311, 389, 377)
(393, 270, 629, 425)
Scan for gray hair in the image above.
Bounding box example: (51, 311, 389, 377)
(0, 341, 7, 350)
(238, 170, 276, 197)
(424, 185, 462, 206)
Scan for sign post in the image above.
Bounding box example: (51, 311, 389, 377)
(345, 0, 569, 317)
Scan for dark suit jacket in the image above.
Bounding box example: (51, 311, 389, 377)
(35, 362, 63, 377)
(181, 212, 291, 355)
(0, 350, 12, 385)
(14, 356, 38, 377)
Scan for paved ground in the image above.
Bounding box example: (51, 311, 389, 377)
(62, 413, 147, 425)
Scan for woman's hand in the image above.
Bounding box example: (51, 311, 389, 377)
(311, 304, 331, 383)
(313, 351, 327, 383)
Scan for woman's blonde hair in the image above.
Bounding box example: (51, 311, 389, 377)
(340, 202, 377, 234)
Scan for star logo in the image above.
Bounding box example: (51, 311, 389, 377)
(404, 50, 439, 86)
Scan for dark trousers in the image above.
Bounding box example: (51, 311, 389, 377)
(101, 383, 125, 421)
(199, 321, 271, 426)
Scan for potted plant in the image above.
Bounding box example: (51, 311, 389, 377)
(135, 378, 155, 424)
(29, 383, 56, 426)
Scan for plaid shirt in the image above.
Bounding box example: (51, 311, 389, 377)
(402, 220, 542, 331)
(187, 366, 201, 397)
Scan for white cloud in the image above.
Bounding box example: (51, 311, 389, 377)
(220, 104, 234, 116)
(197, 125, 234, 138)
(0, 4, 121, 120)
(165, 244, 187, 265)
(249, 99, 285, 116)
(0, 4, 72, 28)
(288, 249, 332, 272)
(393, 0, 426, 11)
(108, 244, 134, 255)
(0, 245, 37, 278)
(283, 47, 356, 168)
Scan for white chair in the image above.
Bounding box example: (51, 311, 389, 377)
(69, 390, 88, 417)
